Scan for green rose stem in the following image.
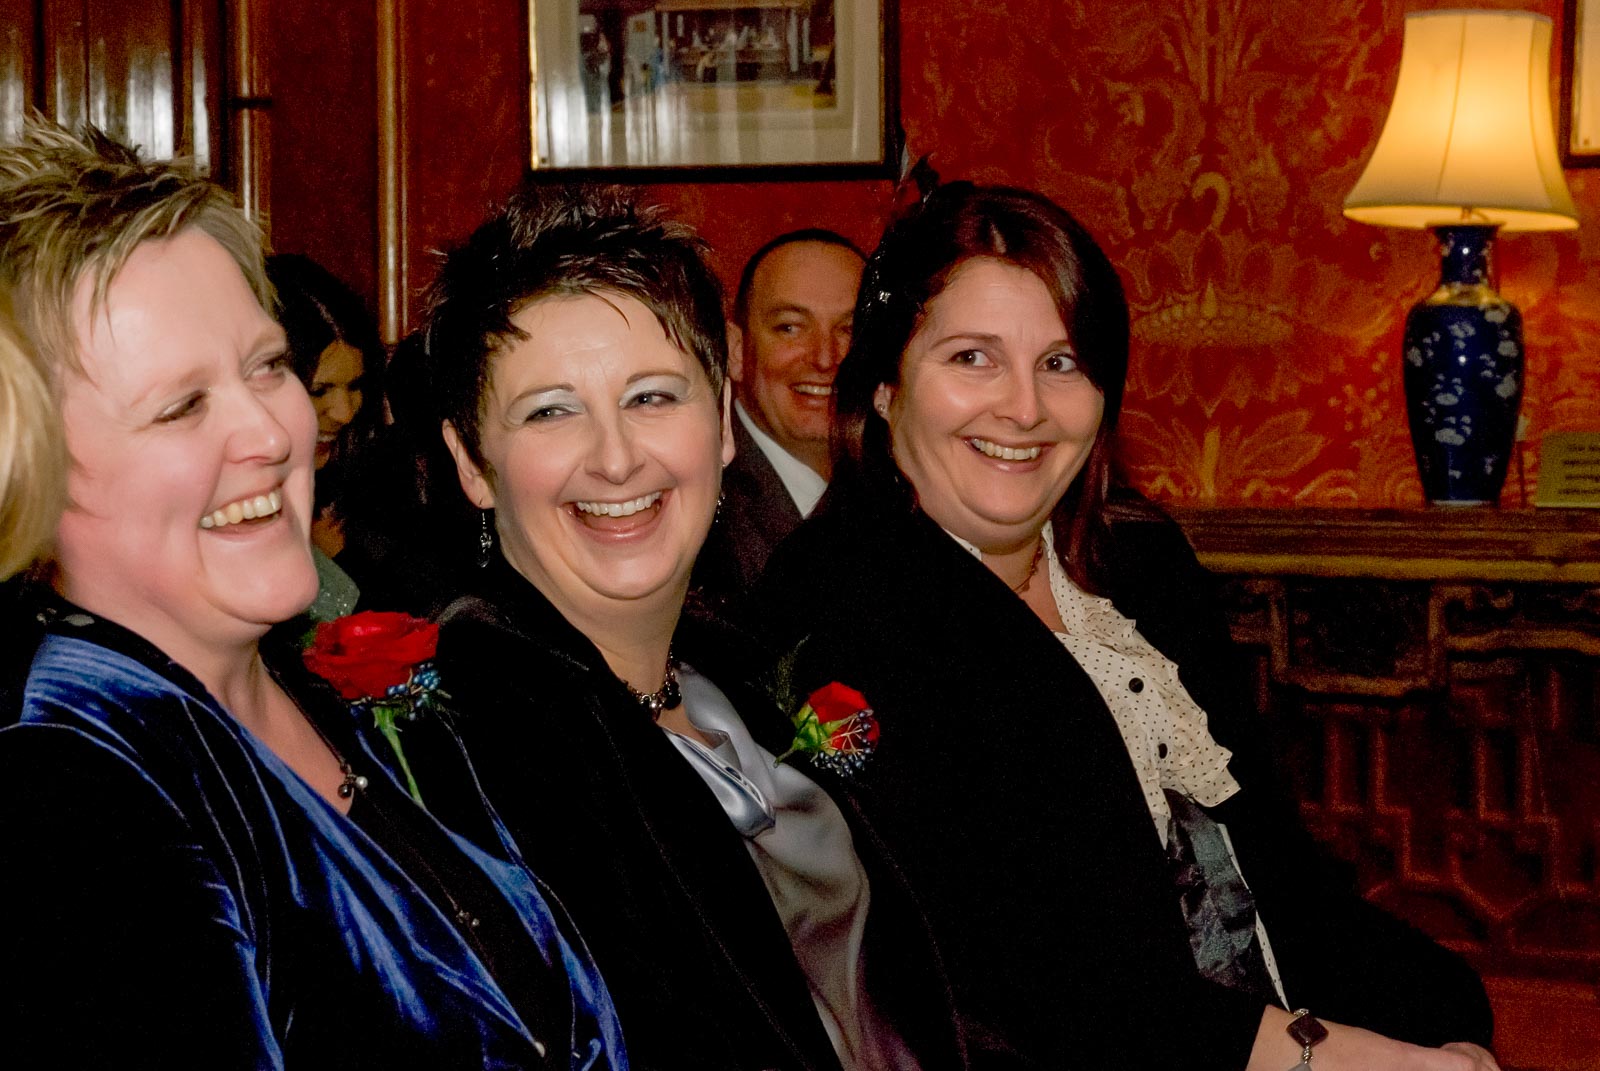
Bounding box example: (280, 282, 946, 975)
(774, 705, 830, 766)
(371, 702, 424, 805)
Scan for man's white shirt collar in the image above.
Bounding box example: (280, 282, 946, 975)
(734, 401, 828, 518)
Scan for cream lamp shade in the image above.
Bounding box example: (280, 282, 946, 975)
(1343, 9, 1578, 232)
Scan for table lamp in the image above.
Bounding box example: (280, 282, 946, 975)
(1344, 9, 1578, 505)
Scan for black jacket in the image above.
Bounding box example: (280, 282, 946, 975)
(416, 557, 973, 1071)
(693, 416, 806, 614)
(748, 496, 1493, 1070)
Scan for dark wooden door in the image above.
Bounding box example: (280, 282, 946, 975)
(2, 0, 224, 178)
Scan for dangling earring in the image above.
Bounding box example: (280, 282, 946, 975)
(714, 491, 726, 522)
(477, 510, 494, 569)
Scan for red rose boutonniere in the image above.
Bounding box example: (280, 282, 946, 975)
(303, 611, 444, 804)
(774, 681, 879, 776)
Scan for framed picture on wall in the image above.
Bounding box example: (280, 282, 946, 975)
(527, 0, 899, 178)
(1562, 0, 1600, 165)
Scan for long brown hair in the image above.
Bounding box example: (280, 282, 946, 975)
(827, 181, 1131, 593)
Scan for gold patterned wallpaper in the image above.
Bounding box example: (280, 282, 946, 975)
(648, 0, 1600, 507)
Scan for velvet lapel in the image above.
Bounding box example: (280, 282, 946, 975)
(755, 501, 1188, 982)
(457, 560, 845, 1071)
(781, 503, 1158, 815)
(27, 604, 551, 1063)
(755, 504, 1192, 1064)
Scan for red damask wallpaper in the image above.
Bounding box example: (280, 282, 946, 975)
(633, 0, 1600, 507)
(371, 0, 1600, 506)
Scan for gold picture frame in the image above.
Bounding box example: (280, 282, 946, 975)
(527, 0, 899, 178)
(1561, 0, 1600, 165)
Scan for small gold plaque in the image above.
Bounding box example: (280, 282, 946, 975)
(1534, 432, 1600, 508)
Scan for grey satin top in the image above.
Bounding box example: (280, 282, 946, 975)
(664, 664, 918, 1071)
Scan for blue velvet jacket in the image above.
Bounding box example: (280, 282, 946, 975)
(0, 606, 627, 1070)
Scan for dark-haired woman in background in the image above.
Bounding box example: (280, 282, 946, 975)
(268, 255, 454, 614)
(268, 255, 384, 537)
(751, 182, 1498, 1071)
(415, 185, 973, 1071)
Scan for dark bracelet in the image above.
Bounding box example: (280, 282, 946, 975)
(1286, 1008, 1329, 1068)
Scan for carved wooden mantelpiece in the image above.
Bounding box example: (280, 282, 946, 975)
(1171, 507, 1600, 1071)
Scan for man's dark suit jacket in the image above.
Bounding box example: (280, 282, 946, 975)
(750, 493, 1493, 1070)
(694, 414, 807, 610)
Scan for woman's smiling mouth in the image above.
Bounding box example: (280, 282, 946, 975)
(199, 488, 284, 529)
(573, 491, 663, 518)
(967, 437, 1044, 462)
(569, 491, 667, 535)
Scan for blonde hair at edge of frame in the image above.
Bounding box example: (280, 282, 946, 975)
(0, 118, 271, 382)
(0, 306, 63, 578)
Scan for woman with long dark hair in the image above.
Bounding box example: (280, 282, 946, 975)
(751, 182, 1498, 1071)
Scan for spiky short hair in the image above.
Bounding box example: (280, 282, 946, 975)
(421, 184, 727, 468)
(0, 119, 269, 379)
(0, 302, 62, 578)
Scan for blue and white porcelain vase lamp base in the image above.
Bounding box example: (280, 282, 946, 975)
(1402, 224, 1522, 506)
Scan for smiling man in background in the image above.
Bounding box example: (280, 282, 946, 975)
(693, 229, 865, 606)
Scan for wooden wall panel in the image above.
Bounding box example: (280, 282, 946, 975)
(0, 0, 38, 144)
(266, 0, 379, 310)
(178, 0, 223, 176)
(40, 0, 87, 133)
(376, 0, 402, 340)
(9, 1, 218, 173)
(79, 0, 180, 158)
(396, 0, 528, 336)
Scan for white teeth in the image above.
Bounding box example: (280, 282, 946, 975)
(574, 491, 663, 518)
(201, 488, 285, 529)
(793, 384, 833, 396)
(970, 438, 1043, 462)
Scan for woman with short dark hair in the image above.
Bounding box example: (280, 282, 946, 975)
(753, 181, 1498, 1071)
(266, 254, 419, 614)
(268, 254, 387, 480)
(418, 184, 970, 1071)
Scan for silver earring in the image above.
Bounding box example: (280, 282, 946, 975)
(477, 510, 494, 569)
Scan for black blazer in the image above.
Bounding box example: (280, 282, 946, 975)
(415, 557, 972, 1071)
(748, 497, 1493, 1070)
(693, 416, 805, 611)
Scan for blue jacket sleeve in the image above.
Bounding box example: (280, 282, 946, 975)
(0, 723, 283, 1070)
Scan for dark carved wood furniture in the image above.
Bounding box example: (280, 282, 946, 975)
(1171, 507, 1600, 1071)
